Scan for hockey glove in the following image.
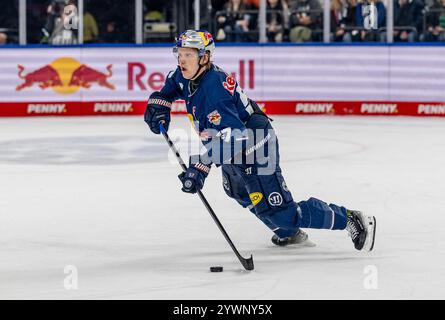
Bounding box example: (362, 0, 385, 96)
(178, 156, 211, 194)
(144, 93, 172, 134)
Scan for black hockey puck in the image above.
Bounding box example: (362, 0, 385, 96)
(210, 266, 223, 272)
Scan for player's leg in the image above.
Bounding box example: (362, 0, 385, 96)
(295, 198, 375, 250)
(233, 164, 313, 243)
(229, 111, 313, 244)
(221, 164, 297, 239)
(231, 109, 375, 251)
(297, 197, 348, 230)
(238, 165, 376, 250)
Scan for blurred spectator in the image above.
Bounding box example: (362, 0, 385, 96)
(216, 0, 254, 42)
(355, 0, 386, 42)
(42, 0, 78, 45)
(86, 0, 135, 43)
(423, 0, 445, 41)
(413, 0, 427, 35)
(331, 0, 357, 42)
(289, 0, 322, 42)
(267, 0, 289, 42)
(83, 10, 99, 43)
(0, 0, 18, 43)
(393, 0, 424, 42)
(102, 21, 121, 43)
(0, 32, 7, 45)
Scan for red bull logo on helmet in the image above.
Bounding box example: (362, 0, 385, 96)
(198, 30, 213, 46)
(16, 57, 115, 94)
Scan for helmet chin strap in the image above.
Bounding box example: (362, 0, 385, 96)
(190, 56, 206, 80)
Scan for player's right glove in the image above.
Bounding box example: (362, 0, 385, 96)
(144, 92, 172, 134)
(178, 156, 211, 194)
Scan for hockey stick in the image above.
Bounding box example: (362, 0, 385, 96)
(159, 122, 254, 271)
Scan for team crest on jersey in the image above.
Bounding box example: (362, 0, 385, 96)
(207, 110, 222, 125)
(223, 75, 236, 95)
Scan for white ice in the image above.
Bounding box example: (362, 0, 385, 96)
(0, 115, 444, 299)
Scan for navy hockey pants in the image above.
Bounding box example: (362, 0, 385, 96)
(221, 113, 348, 238)
(221, 164, 348, 238)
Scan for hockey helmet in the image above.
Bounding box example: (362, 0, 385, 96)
(173, 30, 215, 60)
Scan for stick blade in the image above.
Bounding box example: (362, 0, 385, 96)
(241, 255, 254, 271)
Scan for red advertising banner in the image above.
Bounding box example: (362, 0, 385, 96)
(1, 100, 444, 117)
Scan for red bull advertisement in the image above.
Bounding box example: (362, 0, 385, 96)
(16, 57, 115, 93)
(0, 46, 445, 117)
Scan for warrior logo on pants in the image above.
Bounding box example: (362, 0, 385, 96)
(268, 192, 283, 206)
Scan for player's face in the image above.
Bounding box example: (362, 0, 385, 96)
(177, 47, 200, 79)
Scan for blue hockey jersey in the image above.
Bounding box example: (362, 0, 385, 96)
(158, 64, 257, 165)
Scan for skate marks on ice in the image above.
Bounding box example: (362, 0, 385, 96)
(0, 136, 168, 165)
(0, 234, 384, 300)
(278, 135, 368, 164)
(0, 240, 262, 300)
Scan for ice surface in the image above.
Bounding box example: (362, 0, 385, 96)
(0, 115, 444, 299)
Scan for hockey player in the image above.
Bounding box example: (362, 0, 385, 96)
(144, 30, 376, 251)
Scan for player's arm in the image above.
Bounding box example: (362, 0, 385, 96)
(144, 68, 184, 134)
(179, 104, 247, 194)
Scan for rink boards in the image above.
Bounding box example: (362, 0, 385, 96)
(1, 45, 445, 117)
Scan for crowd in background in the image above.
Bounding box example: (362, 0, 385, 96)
(1, 0, 445, 44)
(212, 0, 445, 43)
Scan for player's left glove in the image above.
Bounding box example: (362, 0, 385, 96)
(178, 156, 211, 194)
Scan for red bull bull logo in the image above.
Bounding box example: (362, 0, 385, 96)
(16, 57, 115, 94)
(16, 65, 62, 91)
(207, 109, 222, 125)
(69, 64, 115, 90)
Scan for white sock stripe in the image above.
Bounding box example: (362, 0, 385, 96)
(148, 98, 172, 108)
(329, 207, 335, 230)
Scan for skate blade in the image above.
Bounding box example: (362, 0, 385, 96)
(363, 215, 376, 252)
(289, 239, 317, 248)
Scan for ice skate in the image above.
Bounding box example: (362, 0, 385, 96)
(271, 229, 316, 247)
(346, 210, 376, 251)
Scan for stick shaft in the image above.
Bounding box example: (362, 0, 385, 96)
(159, 123, 254, 270)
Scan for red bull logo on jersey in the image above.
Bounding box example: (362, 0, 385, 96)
(16, 57, 115, 94)
(207, 110, 222, 125)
